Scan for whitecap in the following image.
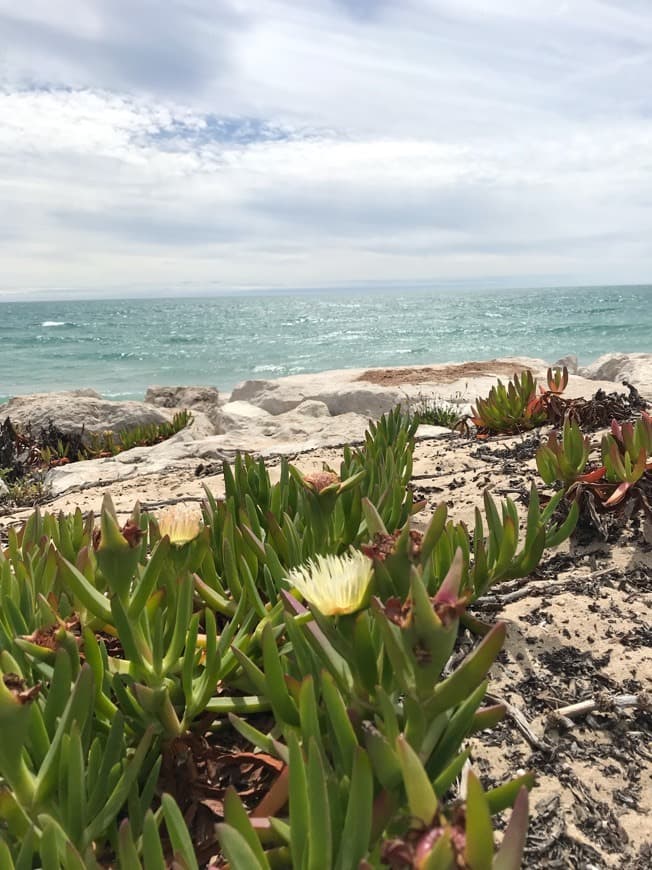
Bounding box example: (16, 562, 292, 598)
(254, 364, 283, 373)
(41, 321, 67, 327)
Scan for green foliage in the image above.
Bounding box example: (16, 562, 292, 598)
(536, 411, 652, 513)
(407, 395, 461, 429)
(0, 474, 49, 508)
(363, 485, 577, 601)
(84, 410, 193, 458)
(0, 409, 566, 867)
(470, 371, 548, 435)
(536, 418, 591, 488)
(0, 412, 192, 498)
(545, 365, 569, 395)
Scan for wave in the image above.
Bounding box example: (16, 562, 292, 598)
(253, 364, 284, 373)
(41, 321, 67, 327)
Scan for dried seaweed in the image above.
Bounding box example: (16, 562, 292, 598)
(543, 382, 649, 431)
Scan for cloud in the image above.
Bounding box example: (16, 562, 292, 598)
(0, 0, 651, 295)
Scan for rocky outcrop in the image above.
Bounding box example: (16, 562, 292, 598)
(553, 355, 579, 375)
(4, 355, 649, 500)
(228, 358, 628, 420)
(219, 401, 273, 432)
(144, 386, 222, 431)
(229, 375, 405, 417)
(0, 392, 176, 443)
(579, 353, 652, 400)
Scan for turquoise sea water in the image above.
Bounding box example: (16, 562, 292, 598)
(1, 285, 650, 403)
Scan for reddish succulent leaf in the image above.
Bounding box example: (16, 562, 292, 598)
(604, 481, 632, 506)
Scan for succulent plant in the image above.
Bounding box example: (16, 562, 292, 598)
(535, 411, 652, 523)
(0, 410, 546, 867)
(536, 418, 592, 489)
(545, 365, 569, 396)
(469, 371, 547, 436)
(220, 550, 533, 868)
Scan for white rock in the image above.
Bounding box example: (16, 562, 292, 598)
(24, 355, 651, 499)
(144, 385, 222, 431)
(579, 353, 652, 399)
(1, 392, 176, 443)
(230, 376, 404, 418)
(231, 384, 307, 415)
(553, 355, 579, 375)
(415, 424, 455, 440)
(293, 400, 331, 417)
(220, 401, 273, 431)
(310, 387, 404, 417)
(166, 411, 217, 440)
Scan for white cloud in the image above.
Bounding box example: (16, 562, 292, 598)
(0, 0, 651, 295)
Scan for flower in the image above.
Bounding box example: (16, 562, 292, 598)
(302, 470, 340, 492)
(157, 506, 202, 546)
(287, 549, 373, 616)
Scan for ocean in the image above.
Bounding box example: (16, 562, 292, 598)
(1, 285, 650, 403)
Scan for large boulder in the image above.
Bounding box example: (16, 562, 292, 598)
(0, 391, 176, 443)
(553, 354, 579, 375)
(144, 386, 222, 431)
(229, 379, 308, 415)
(579, 354, 652, 400)
(219, 401, 273, 432)
(294, 400, 331, 418)
(229, 377, 405, 418)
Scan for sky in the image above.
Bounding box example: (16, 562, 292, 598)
(1, 0, 651, 298)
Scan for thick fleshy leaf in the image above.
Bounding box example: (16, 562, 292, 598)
(396, 735, 437, 824)
(464, 771, 493, 870)
(493, 787, 529, 870)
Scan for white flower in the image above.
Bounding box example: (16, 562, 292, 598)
(157, 506, 202, 546)
(287, 550, 373, 616)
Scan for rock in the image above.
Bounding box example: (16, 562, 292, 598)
(294, 400, 331, 417)
(219, 401, 273, 431)
(230, 377, 404, 418)
(220, 407, 372, 446)
(415, 424, 455, 440)
(310, 387, 403, 418)
(167, 411, 217, 440)
(578, 353, 652, 400)
(12, 355, 649, 500)
(229, 379, 306, 415)
(144, 386, 222, 431)
(553, 355, 579, 375)
(0, 392, 176, 443)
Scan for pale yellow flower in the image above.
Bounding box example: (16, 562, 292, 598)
(287, 550, 373, 616)
(157, 506, 202, 546)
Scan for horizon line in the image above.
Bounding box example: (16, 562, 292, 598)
(1, 279, 650, 304)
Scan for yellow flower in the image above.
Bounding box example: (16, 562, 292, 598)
(157, 506, 202, 546)
(287, 550, 373, 616)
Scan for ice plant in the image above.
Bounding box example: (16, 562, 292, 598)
(545, 365, 569, 395)
(287, 549, 373, 616)
(157, 506, 202, 546)
(93, 499, 143, 599)
(468, 370, 547, 435)
(536, 418, 592, 489)
(302, 470, 340, 492)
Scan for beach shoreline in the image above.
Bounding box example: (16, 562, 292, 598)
(1, 353, 651, 513)
(2, 285, 651, 405)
